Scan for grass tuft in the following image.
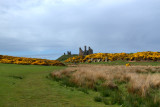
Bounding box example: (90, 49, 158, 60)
(9, 75, 24, 79)
(94, 96, 102, 102)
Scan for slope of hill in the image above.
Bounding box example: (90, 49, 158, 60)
(0, 55, 65, 66)
(57, 54, 78, 61)
(65, 52, 160, 63)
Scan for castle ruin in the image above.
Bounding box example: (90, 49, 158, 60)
(79, 46, 93, 56)
(64, 51, 71, 55)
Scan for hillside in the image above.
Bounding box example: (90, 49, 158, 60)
(57, 54, 78, 61)
(0, 55, 64, 66)
(65, 52, 160, 63)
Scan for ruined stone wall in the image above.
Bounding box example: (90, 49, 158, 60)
(79, 46, 93, 56)
(65, 51, 71, 55)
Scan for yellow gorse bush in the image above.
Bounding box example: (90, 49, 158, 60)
(65, 52, 160, 63)
(126, 63, 131, 67)
(0, 55, 65, 66)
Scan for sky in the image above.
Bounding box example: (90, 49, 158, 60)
(0, 0, 160, 59)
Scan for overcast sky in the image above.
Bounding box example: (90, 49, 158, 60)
(0, 0, 160, 59)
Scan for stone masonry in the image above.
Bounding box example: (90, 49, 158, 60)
(79, 46, 93, 56)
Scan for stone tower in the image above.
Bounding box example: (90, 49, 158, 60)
(79, 46, 93, 56)
(67, 51, 71, 55)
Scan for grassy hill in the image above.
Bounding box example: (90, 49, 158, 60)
(57, 54, 78, 61)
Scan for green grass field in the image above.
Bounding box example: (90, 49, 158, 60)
(0, 63, 116, 107)
(82, 60, 160, 66)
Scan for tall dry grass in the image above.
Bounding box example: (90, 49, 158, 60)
(51, 65, 160, 97)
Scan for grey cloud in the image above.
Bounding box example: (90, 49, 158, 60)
(0, 0, 160, 59)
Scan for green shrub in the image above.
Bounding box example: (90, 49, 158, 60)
(110, 91, 124, 105)
(101, 89, 112, 97)
(94, 96, 102, 102)
(78, 88, 89, 94)
(103, 98, 111, 105)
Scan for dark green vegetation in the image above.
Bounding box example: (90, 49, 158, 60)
(94, 86, 160, 107)
(83, 60, 160, 66)
(0, 63, 112, 107)
(57, 54, 78, 61)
